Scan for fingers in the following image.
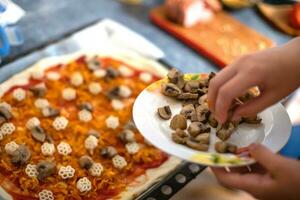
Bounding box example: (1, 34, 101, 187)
(208, 66, 236, 114)
(212, 167, 272, 196)
(214, 74, 259, 123)
(232, 90, 277, 119)
(249, 144, 286, 175)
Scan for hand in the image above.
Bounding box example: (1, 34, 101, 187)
(212, 144, 300, 200)
(208, 37, 300, 124)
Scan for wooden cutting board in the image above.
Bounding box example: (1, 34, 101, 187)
(150, 6, 274, 68)
(258, 3, 300, 37)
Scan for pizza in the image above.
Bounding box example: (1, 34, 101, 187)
(0, 51, 181, 200)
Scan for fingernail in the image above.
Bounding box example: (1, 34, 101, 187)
(249, 143, 258, 152)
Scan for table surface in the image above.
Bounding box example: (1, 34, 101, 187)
(7, 0, 292, 73)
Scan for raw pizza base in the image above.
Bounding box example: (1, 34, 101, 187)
(0, 49, 182, 200)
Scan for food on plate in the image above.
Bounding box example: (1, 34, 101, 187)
(0, 54, 181, 199)
(157, 68, 262, 153)
(290, 3, 300, 29)
(164, 0, 221, 27)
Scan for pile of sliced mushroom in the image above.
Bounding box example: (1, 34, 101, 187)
(157, 68, 262, 154)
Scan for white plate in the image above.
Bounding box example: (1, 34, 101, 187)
(133, 74, 292, 167)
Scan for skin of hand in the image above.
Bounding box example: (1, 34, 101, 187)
(212, 144, 300, 200)
(208, 37, 300, 124)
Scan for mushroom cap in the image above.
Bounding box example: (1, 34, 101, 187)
(188, 122, 210, 137)
(78, 155, 94, 169)
(42, 107, 60, 118)
(171, 129, 188, 144)
(180, 104, 195, 119)
(37, 161, 56, 181)
(100, 146, 117, 158)
(170, 114, 187, 130)
(30, 84, 47, 97)
(183, 80, 200, 93)
(78, 102, 93, 112)
(10, 145, 31, 166)
(193, 133, 210, 144)
(0, 106, 12, 120)
(157, 106, 172, 120)
(118, 129, 135, 143)
(30, 126, 46, 142)
(167, 68, 185, 89)
(177, 92, 199, 100)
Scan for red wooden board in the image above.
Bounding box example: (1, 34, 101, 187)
(150, 6, 274, 68)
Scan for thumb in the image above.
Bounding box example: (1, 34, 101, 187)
(249, 143, 285, 175)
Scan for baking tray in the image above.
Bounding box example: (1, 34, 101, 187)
(0, 19, 206, 200)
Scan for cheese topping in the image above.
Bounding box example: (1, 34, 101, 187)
(58, 165, 75, 179)
(76, 177, 92, 193)
(88, 82, 102, 95)
(57, 141, 72, 156)
(119, 85, 132, 98)
(84, 135, 98, 151)
(12, 88, 26, 101)
(112, 155, 127, 169)
(139, 72, 153, 83)
(38, 189, 54, 200)
(111, 99, 124, 111)
(105, 116, 119, 129)
(5, 141, 19, 155)
(52, 116, 68, 130)
(93, 69, 107, 78)
(34, 98, 50, 109)
(25, 164, 38, 178)
(31, 70, 44, 80)
(62, 88, 76, 101)
(46, 72, 60, 81)
(119, 65, 134, 77)
(89, 163, 104, 177)
(78, 109, 92, 122)
(0, 123, 15, 135)
(125, 142, 140, 154)
(41, 142, 55, 156)
(26, 117, 40, 130)
(70, 72, 84, 87)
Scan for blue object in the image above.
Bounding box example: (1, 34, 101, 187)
(280, 125, 300, 159)
(0, 26, 10, 57)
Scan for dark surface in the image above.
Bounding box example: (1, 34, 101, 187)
(7, 0, 292, 73)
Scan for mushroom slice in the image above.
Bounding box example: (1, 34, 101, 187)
(172, 129, 188, 144)
(100, 146, 117, 158)
(242, 116, 262, 124)
(188, 122, 210, 137)
(183, 80, 200, 93)
(37, 161, 56, 181)
(177, 92, 198, 100)
(0, 116, 5, 125)
(198, 94, 208, 104)
(215, 141, 237, 153)
(30, 126, 46, 142)
(216, 123, 235, 141)
(30, 83, 47, 97)
(78, 102, 93, 112)
(195, 104, 210, 123)
(118, 129, 135, 143)
(42, 107, 60, 118)
(88, 129, 100, 139)
(180, 104, 195, 119)
(238, 91, 256, 103)
(157, 106, 172, 120)
(107, 87, 120, 99)
(0, 106, 12, 120)
(124, 120, 136, 130)
(10, 145, 31, 165)
(161, 83, 182, 97)
(186, 139, 209, 151)
(87, 57, 101, 71)
(78, 155, 93, 169)
(105, 67, 119, 80)
(167, 68, 185, 89)
(193, 133, 210, 144)
(170, 114, 187, 130)
(208, 72, 216, 82)
(208, 114, 218, 128)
